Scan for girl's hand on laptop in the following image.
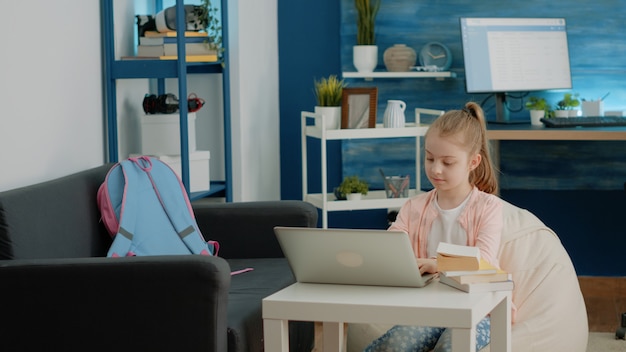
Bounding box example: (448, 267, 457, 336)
(417, 258, 438, 275)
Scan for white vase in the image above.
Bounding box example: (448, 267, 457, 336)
(314, 106, 341, 130)
(383, 100, 406, 128)
(353, 45, 378, 73)
(529, 110, 545, 126)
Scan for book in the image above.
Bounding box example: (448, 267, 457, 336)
(439, 273, 514, 293)
(121, 54, 218, 62)
(137, 43, 216, 57)
(447, 270, 512, 284)
(143, 30, 208, 38)
(139, 36, 208, 45)
(436, 242, 480, 272)
(159, 55, 218, 62)
(440, 258, 499, 277)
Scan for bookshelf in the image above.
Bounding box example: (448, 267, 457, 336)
(101, 0, 232, 201)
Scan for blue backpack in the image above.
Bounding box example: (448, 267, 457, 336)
(97, 156, 217, 257)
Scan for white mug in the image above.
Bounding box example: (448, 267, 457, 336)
(383, 100, 406, 128)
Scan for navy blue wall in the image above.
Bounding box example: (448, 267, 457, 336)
(278, 0, 626, 276)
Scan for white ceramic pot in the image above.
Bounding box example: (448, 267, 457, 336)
(346, 193, 362, 201)
(554, 110, 569, 118)
(529, 110, 545, 126)
(383, 100, 406, 128)
(353, 45, 378, 73)
(314, 106, 341, 130)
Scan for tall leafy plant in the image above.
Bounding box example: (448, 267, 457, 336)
(355, 0, 381, 45)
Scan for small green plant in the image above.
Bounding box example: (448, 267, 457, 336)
(314, 75, 347, 107)
(336, 175, 369, 198)
(525, 97, 548, 111)
(197, 0, 223, 54)
(355, 0, 381, 45)
(556, 92, 580, 110)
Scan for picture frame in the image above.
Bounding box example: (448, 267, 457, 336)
(341, 87, 378, 129)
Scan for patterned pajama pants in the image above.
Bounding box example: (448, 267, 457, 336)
(363, 316, 491, 352)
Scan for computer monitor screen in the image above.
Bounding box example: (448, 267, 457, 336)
(460, 18, 572, 122)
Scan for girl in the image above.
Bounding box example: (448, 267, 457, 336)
(364, 102, 504, 352)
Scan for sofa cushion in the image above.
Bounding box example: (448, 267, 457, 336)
(227, 257, 314, 352)
(0, 164, 113, 260)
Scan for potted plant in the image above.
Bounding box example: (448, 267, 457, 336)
(196, 0, 224, 57)
(335, 175, 369, 200)
(524, 96, 548, 126)
(555, 92, 580, 117)
(353, 0, 381, 73)
(313, 75, 346, 129)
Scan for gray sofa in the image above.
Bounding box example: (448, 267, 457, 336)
(0, 164, 317, 352)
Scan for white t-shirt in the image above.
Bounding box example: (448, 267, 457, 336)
(426, 194, 471, 258)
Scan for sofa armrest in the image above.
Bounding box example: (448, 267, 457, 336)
(191, 200, 318, 259)
(0, 255, 230, 352)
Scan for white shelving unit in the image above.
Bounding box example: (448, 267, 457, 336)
(302, 111, 428, 228)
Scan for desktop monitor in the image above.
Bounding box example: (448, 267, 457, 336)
(460, 17, 572, 123)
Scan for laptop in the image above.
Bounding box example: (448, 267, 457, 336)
(273, 226, 436, 288)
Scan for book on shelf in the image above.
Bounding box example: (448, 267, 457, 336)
(159, 54, 217, 62)
(139, 36, 208, 45)
(439, 273, 514, 293)
(121, 54, 218, 62)
(436, 242, 481, 272)
(143, 30, 208, 38)
(137, 43, 216, 57)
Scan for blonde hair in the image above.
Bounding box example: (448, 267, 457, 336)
(425, 102, 499, 194)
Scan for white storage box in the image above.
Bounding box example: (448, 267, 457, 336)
(131, 151, 210, 193)
(141, 112, 196, 155)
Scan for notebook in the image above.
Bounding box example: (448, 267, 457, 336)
(273, 226, 436, 288)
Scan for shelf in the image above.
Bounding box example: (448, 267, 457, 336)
(102, 0, 232, 201)
(111, 60, 223, 79)
(302, 112, 429, 140)
(190, 181, 226, 200)
(342, 71, 456, 80)
(305, 190, 422, 211)
(305, 124, 429, 140)
(301, 111, 426, 228)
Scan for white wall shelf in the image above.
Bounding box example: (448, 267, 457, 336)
(301, 111, 427, 228)
(342, 71, 456, 81)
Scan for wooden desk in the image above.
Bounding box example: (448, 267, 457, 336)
(486, 125, 626, 177)
(486, 124, 626, 141)
(263, 281, 512, 352)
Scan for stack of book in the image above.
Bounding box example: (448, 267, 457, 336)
(128, 31, 218, 62)
(436, 242, 514, 293)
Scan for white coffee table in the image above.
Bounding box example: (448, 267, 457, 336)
(263, 281, 511, 352)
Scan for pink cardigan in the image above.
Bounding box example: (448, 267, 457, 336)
(389, 187, 503, 266)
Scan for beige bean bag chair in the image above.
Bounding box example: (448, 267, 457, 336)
(348, 200, 589, 351)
